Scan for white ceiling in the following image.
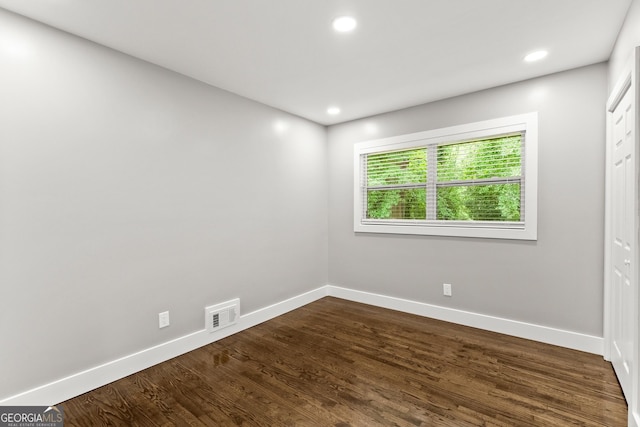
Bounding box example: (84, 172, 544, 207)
(0, 0, 633, 125)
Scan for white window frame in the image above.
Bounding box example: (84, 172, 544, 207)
(353, 112, 538, 240)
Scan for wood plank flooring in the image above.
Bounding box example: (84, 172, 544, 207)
(61, 297, 627, 426)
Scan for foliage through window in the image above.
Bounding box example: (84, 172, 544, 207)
(354, 113, 537, 240)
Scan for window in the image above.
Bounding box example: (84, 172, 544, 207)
(354, 113, 537, 240)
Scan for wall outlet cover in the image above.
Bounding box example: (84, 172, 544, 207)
(158, 311, 170, 328)
(443, 283, 452, 297)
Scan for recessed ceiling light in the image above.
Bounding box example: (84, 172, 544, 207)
(524, 50, 548, 62)
(327, 106, 341, 115)
(332, 16, 357, 32)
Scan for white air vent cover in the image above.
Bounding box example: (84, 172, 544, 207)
(205, 298, 239, 333)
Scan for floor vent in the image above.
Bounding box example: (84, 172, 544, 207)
(205, 298, 239, 333)
(212, 313, 220, 328)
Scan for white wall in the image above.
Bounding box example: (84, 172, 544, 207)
(609, 0, 640, 88)
(328, 64, 607, 337)
(0, 10, 328, 400)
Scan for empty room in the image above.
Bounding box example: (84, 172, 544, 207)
(1, 0, 640, 426)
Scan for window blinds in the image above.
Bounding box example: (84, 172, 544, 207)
(363, 133, 524, 224)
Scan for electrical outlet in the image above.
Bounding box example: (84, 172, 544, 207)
(443, 283, 452, 297)
(158, 311, 170, 328)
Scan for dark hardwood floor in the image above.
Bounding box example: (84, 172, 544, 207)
(61, 297, 627, 426)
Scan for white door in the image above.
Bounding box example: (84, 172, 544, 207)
(610, 81, 635, 401)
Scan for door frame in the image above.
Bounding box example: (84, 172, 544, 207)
(604, 46, 640, 426)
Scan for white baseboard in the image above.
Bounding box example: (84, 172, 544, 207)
(0, 286, 329, 406)
(326, 285, 604, 355)
(2, 284, 604, 406)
